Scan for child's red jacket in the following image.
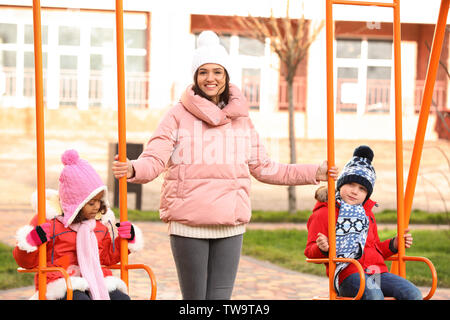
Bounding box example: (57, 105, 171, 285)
(304, 199, 397, 284)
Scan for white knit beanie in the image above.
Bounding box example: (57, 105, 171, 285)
(191, 30, 230, 77)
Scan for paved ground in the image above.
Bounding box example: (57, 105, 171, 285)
(0, 206, 449, 300)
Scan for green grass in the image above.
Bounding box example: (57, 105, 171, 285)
(251, 209, 449, 225)
(0, 243, 34, 290)
(373, 209, 449, 225)
(113, 208, 449, 225)
(112, 208, 160, 222)
(243, 228, 450, 288)
(242, 228, 325, 277)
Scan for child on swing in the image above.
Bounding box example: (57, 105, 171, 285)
(13, 149, 144, 300)
(305, 145, 422, 300)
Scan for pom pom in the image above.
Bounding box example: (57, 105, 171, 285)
(353, 145, 374, 162)
(197, 30, 220, 48)
(61, 149, 79, 165)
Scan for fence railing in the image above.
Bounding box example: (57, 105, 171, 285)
(335, 78, 447, 113)
(1, 67, 149, 108)
(366, 79, 391, 113)
(0, 67, 447, 112)
(278, 76, 306, 111)
(415, 79, 448, 113)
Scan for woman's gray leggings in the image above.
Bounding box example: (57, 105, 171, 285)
(170, 234, 243, 300)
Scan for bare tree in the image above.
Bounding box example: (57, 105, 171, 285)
(236, 1, 324, 214)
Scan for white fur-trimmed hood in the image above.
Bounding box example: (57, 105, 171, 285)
(127, 223, 144, 252)
(31, 189, 62, 220)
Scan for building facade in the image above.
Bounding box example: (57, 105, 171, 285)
(0, 0, 448, 140)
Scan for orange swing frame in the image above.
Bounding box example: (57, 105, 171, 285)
(18, 0, 157, 300)
(306, 0, 444, 300)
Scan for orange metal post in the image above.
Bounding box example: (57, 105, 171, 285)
(306, 258, 366, 300)
(115, 0, 129, 286)
(113, 1, 158, 299)
(29, 0, 74, 300)
(18, 267, 73, 300)
(386, 256, 437, 300)
(392, 0, 406, 278)
(109, 264, 158, 300)
(325, 0, 337, 300)
(403, 0, 449, 227)
(32, 0, 47, 300)
(332, 0, 394, 7)
(391, 0, 449, 277)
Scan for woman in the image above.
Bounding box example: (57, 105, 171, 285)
(112, 30, 338, 299)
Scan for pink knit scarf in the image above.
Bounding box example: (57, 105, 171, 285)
(75, 219, 110, 300)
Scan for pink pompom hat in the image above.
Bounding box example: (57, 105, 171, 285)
(59, 149, 108, 227)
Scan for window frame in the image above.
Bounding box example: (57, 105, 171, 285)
(335, 37, 393, 114)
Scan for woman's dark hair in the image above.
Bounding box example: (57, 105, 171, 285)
(192, 68, 230, 106)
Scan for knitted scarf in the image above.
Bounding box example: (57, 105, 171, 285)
(334, 192, 369, 295)
(73, 219, 110, 300)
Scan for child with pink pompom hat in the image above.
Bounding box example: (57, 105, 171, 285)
(13, 149, 144, 300)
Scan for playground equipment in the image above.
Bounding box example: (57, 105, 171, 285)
(306, 0, 444, 300)
(17, 0, 157, 300)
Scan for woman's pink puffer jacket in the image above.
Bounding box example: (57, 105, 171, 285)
(129, 84, 319, 226)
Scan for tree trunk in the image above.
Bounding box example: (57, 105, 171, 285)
(287, 77, 297, 215)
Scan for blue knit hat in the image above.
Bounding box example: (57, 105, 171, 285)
(336, 145, 376, 202)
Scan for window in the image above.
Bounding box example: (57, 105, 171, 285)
(90, 28, 113, 47)
(1, 50, 16, 99)
(126, 56, 146, 72)
(90, 54, 103, 71)
(125, 29, 146, 49)
(0, 22, 49, 104)
(58, 26, 80, 46)
(0, 23, 17, 44)
(23, 52, 48, 99)
(89, 25, 148, 108)
(60, 55, 78, 106)
(238, 36, 265, 56)
(337, 39, 361, 59)
(368, 40, 392, 59)
(336, 38, 392, 113)
(237, 36, 264, 110)
(89, 54, 103, 107)
(2, 51, 16, 67)
(24, 24, 48, 45)
(242, 68, 260, 110)
(337, 67, 358, 113)
(0, 9, 149, 109)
